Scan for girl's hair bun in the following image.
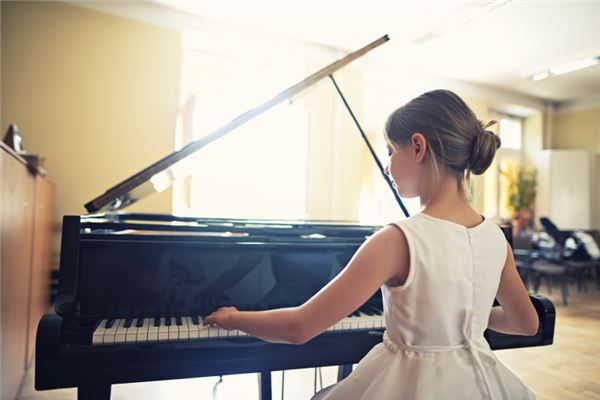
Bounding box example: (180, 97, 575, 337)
(469, 121, 501, 175)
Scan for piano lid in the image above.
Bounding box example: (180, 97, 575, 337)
(84, 35, 390, 213)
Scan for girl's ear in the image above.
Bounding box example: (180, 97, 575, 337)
(410, 133, 427, 163)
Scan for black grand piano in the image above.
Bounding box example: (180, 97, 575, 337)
(35, 36, 555, 400)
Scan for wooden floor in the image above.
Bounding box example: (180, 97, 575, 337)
(18, 280, 600, 400)
(495, 281, 600, 400)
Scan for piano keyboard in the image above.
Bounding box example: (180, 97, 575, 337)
(91, 313, 385, 345)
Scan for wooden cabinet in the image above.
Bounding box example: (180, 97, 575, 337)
(27, 174, 54, 367)
(1, 142, 54, 400)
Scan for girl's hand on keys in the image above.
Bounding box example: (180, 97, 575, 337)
(204, 307, 239, 330)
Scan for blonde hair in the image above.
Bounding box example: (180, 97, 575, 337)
(384, 89, 500, 197)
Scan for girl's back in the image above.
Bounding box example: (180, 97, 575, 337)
(385, 213, 505, 348)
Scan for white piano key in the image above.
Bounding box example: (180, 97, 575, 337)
(352, 314, 364, 330)
(208, 325, 220, 338)
(179, 317, 190, 340)
(125, 319, 138, 343)
(103, 319, 120, 344)
(199, 318, 210, 339)
(92, 319, 108, 345)
(147, 318, 159, 341)
(186, 317, 200, 339)
(216, 326, 225, 338)
(136, 318, 150, 342)
(158, 317, 170, 341)
(114, 319, 128, 343)
(168, 318, 179, 341)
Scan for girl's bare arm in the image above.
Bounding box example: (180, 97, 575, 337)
(204, 225, 409, 344)
(488, 243, 539, 336)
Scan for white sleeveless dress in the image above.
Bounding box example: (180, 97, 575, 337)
(314, 213, 535, 400)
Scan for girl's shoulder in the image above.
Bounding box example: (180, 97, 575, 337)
(389, 213, 503, 240)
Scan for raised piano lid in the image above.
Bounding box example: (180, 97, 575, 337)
(84, 35, 390, 213)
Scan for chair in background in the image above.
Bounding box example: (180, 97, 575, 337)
(512, 235, 534, 291)
(529, 248, 570, 306)
(569, 230, 600, 290)
(531, 217, 600, 304)
(511, 234, 568, 305)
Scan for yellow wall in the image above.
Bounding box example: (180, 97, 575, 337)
(523, 112, 544, 169)
(551, 106, 600, 229)
(1, 1, 181, 221)
(552, 106, 600, 151)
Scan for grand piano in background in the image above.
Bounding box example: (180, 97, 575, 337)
(35, 36, 555, 400)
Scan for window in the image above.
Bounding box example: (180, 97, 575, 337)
(498, 117, 522, 150)
(175, 35, 310, 219)
(496, 115, 524, 219)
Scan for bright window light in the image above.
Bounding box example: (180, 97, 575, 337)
(498, 117, 521, 150)
(177, 37, 309, 220)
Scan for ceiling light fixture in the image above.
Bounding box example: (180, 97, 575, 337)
(528, 55, 600, 81)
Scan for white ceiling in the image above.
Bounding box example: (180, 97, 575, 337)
(77, 0, 600, 105)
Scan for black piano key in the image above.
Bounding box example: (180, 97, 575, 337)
(153, 317, 160, 327)
(364, 301, 382, 315)
(191, 315, 200, 325)
(165, 316, 172, 327)
(124, 317, 133, 328)
(359, 306, 374, 316)
(136, 316, 144, 328)
(176, 315, 183, 326)
(352, 310, 361, 317)
(105, 318, 115, 329)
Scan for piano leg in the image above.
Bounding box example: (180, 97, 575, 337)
(258, 371, 272, 400)
(337, 364, 353, 382)
(78, 380, 111, 400)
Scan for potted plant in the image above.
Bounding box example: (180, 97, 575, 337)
(501, 166, 537, 238)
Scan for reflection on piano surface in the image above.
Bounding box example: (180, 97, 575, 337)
(35, 35, 555, 400)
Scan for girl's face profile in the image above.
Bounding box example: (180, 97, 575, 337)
(384, 142, 420, 198)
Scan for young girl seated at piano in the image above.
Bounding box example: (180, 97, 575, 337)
(206, 89, 538, 399)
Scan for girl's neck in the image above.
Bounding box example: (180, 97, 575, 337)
(420, 177, 482, 227)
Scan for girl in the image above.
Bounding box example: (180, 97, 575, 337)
(205, 89, 539, 399)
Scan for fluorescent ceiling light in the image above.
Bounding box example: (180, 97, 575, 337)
(528, 56, 600, 81)
(550, 57, 600, 75)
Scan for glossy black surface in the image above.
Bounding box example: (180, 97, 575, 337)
(77, 238, 361, 317)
